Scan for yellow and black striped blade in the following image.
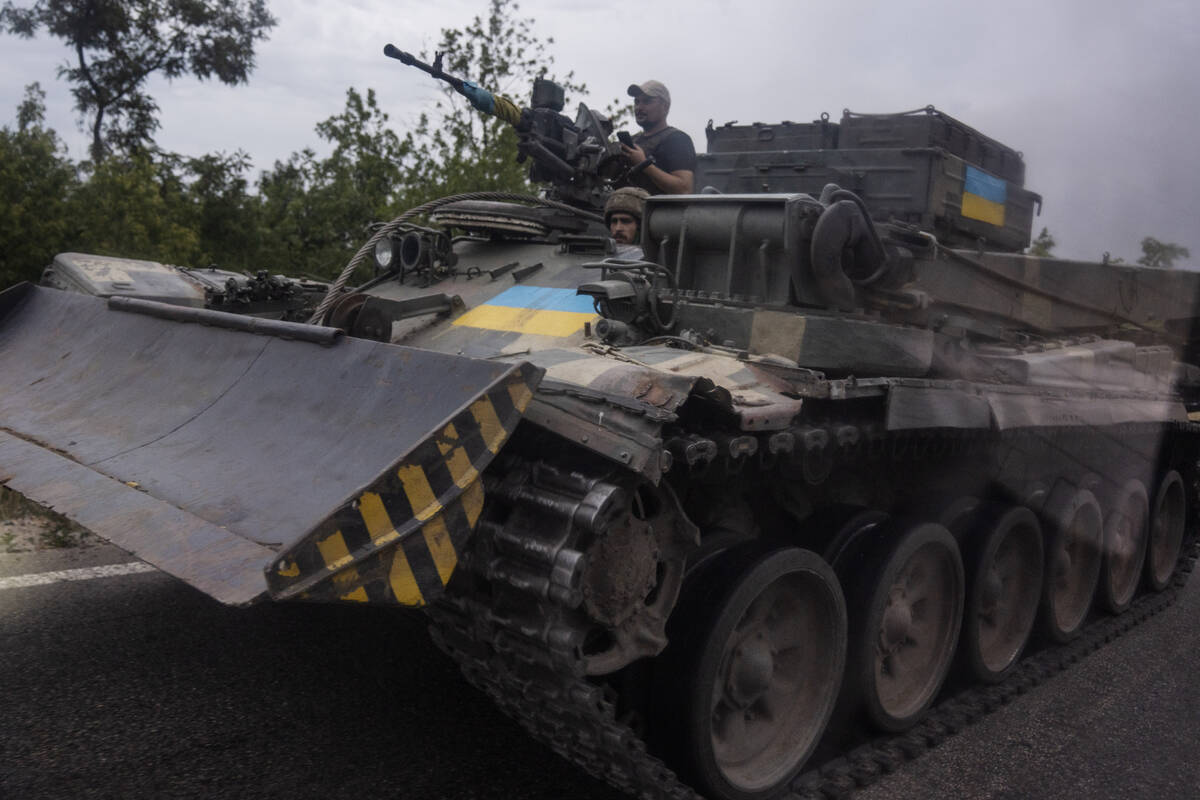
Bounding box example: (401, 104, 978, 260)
(266, 363, 538, 605)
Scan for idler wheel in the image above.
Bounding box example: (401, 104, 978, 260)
(656, 546, 846, 800)
(1098, 479, 1149, 613)
(1146, 470, 1186, 591)
(958, 505, 1043, 682)
(841, 521, 964, 732)
(1039, 484, 1103, 642)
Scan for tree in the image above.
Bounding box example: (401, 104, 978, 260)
(67, 151, 199, 263)
(182, 149, 261, 269)
(1136, 237, 1190, 269)
(0, 83, 78, 287)
(1027, 227, 1056, 258)
(1, 0, 277, 162)
(257, 88, 411, 278)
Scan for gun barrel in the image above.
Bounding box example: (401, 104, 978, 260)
(382, 44, 464, 90)
(383, 43, 414, 64)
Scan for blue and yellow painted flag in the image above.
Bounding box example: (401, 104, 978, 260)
(453, 286, 597, 338)
(961, 165, 1007, 227)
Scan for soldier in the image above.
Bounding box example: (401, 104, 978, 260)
(622, 80, 696, 195)
(605, 187, 650, 259)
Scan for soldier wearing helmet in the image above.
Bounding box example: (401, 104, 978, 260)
(605, 187, 650, 259)
(621, 80, 696, 195)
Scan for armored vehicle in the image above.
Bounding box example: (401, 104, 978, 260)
(1, 55, 1197, 800)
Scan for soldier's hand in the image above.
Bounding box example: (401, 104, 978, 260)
(622, 143, 647, 165)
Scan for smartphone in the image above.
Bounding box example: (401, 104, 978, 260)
(617, 130, 634, 148)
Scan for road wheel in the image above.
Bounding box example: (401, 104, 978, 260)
(1039, 484, 1103, 642)
(661, 546, 847, 800)
(1098, 480, 1149, 613)
(844, 521, 964, 732)
(959, 505, 1043, 682)
(1146, 470, 1186, 591)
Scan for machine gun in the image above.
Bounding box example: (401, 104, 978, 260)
(384, 44, 624, 209)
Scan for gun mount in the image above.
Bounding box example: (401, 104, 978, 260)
(385, 44, 624, 209)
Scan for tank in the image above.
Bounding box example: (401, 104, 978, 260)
(2, 59, 1198, 800)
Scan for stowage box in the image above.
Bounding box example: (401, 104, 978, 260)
(693, 148, 1039, 252)
(705, 119, 839, 153)
(838, 106, 1025, 186)
(694, 105, 1038, 252)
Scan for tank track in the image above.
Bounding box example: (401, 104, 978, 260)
(790, 535, 1197, 800)
(426, 452, 702, 800)
(426, 447, 1199, 800)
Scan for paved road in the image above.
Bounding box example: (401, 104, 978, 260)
(2, 544, 1198, 800)
(0, 545, 623, 800)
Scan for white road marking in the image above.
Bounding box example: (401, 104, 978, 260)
(0, 562, 157, 591)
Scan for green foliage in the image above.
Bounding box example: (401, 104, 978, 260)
(1136, 237, 1190, 269)
(181, 150, 261, 270)
(0, 83, 77, 287)
(398, 110, 528, 205)
(0, 84, 267, 286)
(0, 485, 89, 551)
(68, 152, 199, 262)
(37, 522, 88, 549)
(1027, 227, 1056, 258)
(1, 0, 277, 161)
(257, 88, 411, 278)
(0, 484, 41, 520)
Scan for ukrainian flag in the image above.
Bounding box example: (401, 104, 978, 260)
(453, 286, 597, 337)
(961, 165, 1007, 227)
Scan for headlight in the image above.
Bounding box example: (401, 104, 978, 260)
(374, 237, 396, 270)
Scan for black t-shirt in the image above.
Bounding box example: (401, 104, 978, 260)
(628, 126, 696, 194)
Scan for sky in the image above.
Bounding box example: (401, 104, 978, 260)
(2, 0, 1197, 263)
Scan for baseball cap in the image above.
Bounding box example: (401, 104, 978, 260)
(627, 80, 671, 105)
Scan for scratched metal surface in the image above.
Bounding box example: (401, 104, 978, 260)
(0, 285, 524, 601)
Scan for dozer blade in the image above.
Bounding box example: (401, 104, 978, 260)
(0, 284, 540, 606)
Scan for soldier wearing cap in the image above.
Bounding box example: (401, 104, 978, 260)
(604, 186, 649, 259)
(621, 80, 696, 195)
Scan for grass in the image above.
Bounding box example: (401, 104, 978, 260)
(38, 525, 86, 549)
(0, 485, 43, 520)
(1, 485, 90, 549)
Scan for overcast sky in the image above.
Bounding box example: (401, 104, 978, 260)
(3, 0, 1197, 262)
